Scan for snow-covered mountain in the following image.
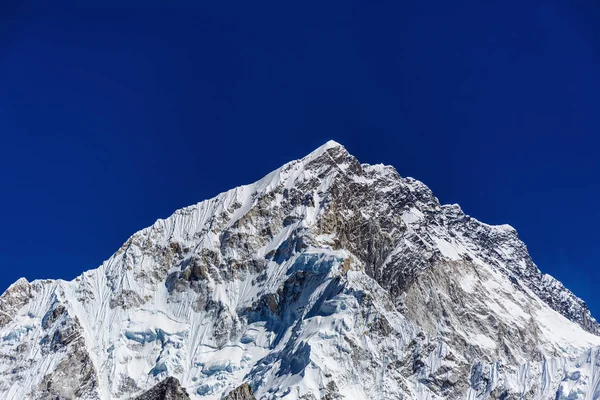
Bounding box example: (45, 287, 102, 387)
(0, 141, 598, 400)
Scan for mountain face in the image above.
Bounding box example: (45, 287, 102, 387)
(0, 141, 599, 400)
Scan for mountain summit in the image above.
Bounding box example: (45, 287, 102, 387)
(0, 142, 598, 399)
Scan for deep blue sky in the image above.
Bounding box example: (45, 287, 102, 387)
(1, 2, 599, 315)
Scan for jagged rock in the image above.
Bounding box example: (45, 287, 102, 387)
(222, 383, 255, 400)
(132, 377, 190, 400)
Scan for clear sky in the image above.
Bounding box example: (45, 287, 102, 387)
(1, 2, 599, 315)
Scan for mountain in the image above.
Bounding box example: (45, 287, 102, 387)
(0, 141, 598, 400)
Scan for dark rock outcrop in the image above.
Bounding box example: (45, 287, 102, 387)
(222, 383, 256, 400)
(132, 377, 190, 400)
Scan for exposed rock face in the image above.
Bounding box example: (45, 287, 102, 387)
(0, 278, 33, 328)
(132, 377, 190, 400)
(0, 141, 598, 399)
(222, 383, 255, 400)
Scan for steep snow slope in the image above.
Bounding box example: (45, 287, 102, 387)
(0, 141, 598, 400)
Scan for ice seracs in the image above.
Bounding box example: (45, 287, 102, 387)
(0, 141, 598, 399)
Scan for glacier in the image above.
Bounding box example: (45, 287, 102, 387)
(0, 140, 599, 399)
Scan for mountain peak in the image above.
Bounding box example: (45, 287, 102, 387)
(302, 139, 347, 161)
(316, 139, 344, 151)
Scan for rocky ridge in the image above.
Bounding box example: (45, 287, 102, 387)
(132, 377, 190, 400)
